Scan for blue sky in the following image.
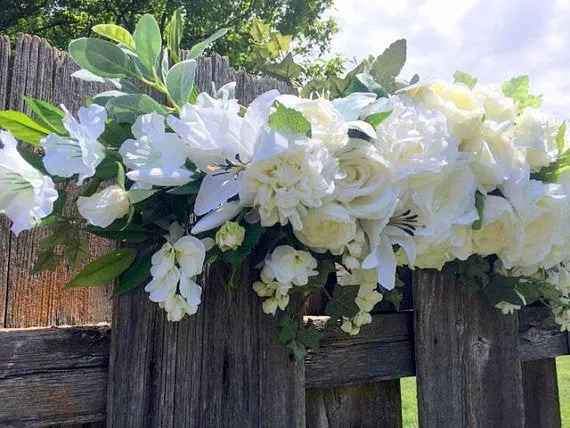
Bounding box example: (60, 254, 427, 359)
(329, 0, 570, 115)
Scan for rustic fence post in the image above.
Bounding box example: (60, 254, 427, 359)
(106, 55, 305, 428)
(413, 270, 525, 427)
(521, 359, 561, 428)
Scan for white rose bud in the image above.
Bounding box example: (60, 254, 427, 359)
(215, 221, 245, 252)
(77, 184, 130, 228)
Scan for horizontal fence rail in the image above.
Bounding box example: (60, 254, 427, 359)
(0, 307, 567, 426)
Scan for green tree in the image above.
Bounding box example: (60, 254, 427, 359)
(2, 0, 338, 72)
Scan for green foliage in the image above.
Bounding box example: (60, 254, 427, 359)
(472, 191, 484, 230)
(114, 252, 152, 296)
(556, 120, 567, 153)
(65, 248, 137, 288)
(166, 59, 197, 107)
(325, 284, 360, 320)
(69, 38, 134, 78)
(133, 14, 162, 75)
(369, 39, 407, 92)
(0, 110, 50, 145)
(92, 24, 135, 49)
(267, 101, 311, 134)
(346, 73, 389, 98)
(84, 222, 150, 243)
(22, 96, 66, 135)
(278, 315, 321, 360)
(364, 110, 392, 128)
(263, 52, 304, 83)
(442, 255, 491, 295)
(453, 70, 477, 89)
(532, 122, 570, 183)
(187, 28, 228, 59)
(165, 8, 184, 62)
(106, 94, 167, 123)
(501, 75, 542, 111)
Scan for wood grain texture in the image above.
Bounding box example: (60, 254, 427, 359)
(306, 381, 402, 428)
(522, 359, 561, 428)
(1, 34, 114, 328)
(106, 56, 303, 428)
(0, 325, 110, 427)
(519, 306, 570, 361)
(413, 270, 525, 428)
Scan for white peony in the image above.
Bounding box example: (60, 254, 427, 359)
(261, 245, 318, 286)
(407, 79, 484, 140)
(334, 142, 401, 220)
(0, 130, 58, 234)
(294, 203, 357, 253)
(513, 107, 560, 170)
(77, 184, 130, 227)
(240, 142, 337, 230)
(41, 104, 106, 184)
(472, 195, 519, 256)
(372, 95, 459, 179)
(473, 84, 517, 124)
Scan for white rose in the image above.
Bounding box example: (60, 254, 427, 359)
(499, 180, 568, 271)
(215, 221, 245, 251)
(294, 203, 357, 252)
(473, 84, 516, 124)
(0, 130, 58, 235)
(277, 95, 348, 151)
(240, 142, 337, 230)
(472, 195, 519, 256)
(409, 79, 484, 140)
(261, 245, 318, 286)
(77, 184, 130, 228)
(334, 142, 401, 220)
(513, 107, 560, 170)
(372, 95, 459, 179)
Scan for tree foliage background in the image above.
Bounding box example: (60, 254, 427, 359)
(1, 0, 341, 78)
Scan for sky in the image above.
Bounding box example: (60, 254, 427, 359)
(329, 0, 570, 116)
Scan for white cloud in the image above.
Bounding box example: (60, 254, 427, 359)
(329, 0, 570, 116)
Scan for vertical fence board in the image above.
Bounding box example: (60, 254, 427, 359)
(0, 35, 12, 327)
(107, 56, 305, 428)
(413, 270, 525, 428)
(2, 35, 114, 328)
(522, 359, 561, 428)
(306, 381, 402, 428)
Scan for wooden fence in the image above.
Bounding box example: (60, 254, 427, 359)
(0, 34, 569, 428)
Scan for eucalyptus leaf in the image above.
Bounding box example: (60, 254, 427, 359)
(370, 39, 407, 90)
(187, 28, 228, 59)
(64, 248, 136, 288)
(166, 59, 197, 107)
(69, 38, 133, 78)
(106, 94, 167, 123)
(92, 24, 135, 50)
(165, 7, 184, 63)
(134, 14, 162, 75)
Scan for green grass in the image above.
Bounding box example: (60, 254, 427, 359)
(400, 356, 570, 427)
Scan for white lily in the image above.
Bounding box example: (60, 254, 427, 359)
(120, 112, 192, 187)
(167, 89, 283, 216)
(0, 130, 58, 235)
(76, 184, 130, 228)
(41, 104, 106, 184)
(191, 200, 242, 234)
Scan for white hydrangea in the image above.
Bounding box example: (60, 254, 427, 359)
(240, 142, 337, 230)
(371, 95, 459, 179)
(0, 130, 58, 234)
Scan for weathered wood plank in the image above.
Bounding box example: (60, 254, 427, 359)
(522, 358, 561, 428)
(0, 326, 110, 427)
(413, 270, 525, 428)
(306, 381, 402, 428)
(519, 306, 570, 361)
(3, 35, 113, 328)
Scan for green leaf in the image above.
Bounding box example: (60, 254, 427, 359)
(85, 223, 150, 243)
(383, 288, 403, 310)
(22, 96, 66, 135)
(65, 248, 137, 288)
(296, 324, 321, 350)
(133, 14, 162, 75)
(63, 239, 90, 264)
(99, 121, 133, 147)
(94, 155, 121, 180)
(483, 274, 524, 306)
(364, 110, 392, 128)
(556, 120, 566, 153)
(113, 252, 152, 296)
(265, 33, 292, 56)
(346, 73, 389, 98)
(92, 24, 135, 50)
(472, 191, 485, 230)
(370, 39, 407, 90)
(287, 340, 307, 360)
(116, 161, 125, 189)
(264, 52, 304, 82)
(69, 38, 133, 78)
(453, 70, 477, 89)
(0, 110, 50, 145)
(187, 28, 228, 59)
(128, 188, 158, 204)
(278, 316, 299, 344)
(501, 75, 542, 111)
(106, 94, 167, 123)
(31, 250, 61, 274)
(165, 8, 184, 63)
(17, 145, 48, 174)
(325, 284, 360, 320)
(267, 101, 311, 134)
(166, 179, 201, 194)
(166, 59, 197, 107)
(249, 17, 270, 42)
